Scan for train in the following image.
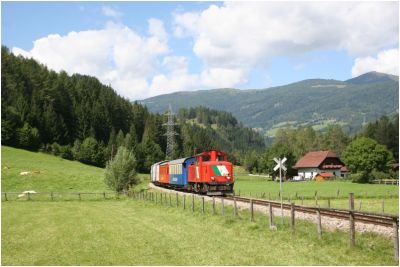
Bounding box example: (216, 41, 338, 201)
(150, 150, 234, 195)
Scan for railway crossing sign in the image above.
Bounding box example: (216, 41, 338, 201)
(273, 157, 287, 171)
(273, 157, 287, 225)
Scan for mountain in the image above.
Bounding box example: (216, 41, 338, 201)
(141, 72, 399, 137)
(346, 71, 398, 85)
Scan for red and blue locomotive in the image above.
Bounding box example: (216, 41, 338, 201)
(150, 150, 234, 195)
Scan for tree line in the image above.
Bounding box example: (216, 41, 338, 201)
(1, 46, 266, 171)
(243, 115, 398, 182)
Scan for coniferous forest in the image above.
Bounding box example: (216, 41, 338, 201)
(1, 46, 265, 171)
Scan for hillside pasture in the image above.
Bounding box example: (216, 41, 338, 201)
(1, 146, 149, 193)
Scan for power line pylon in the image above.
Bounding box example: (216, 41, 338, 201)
(163, 104, 178, 158)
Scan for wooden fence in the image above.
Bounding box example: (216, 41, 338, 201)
(2, 190, 399, 262)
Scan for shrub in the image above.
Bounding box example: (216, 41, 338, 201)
(59, 145, 73, 160)
(104, 146, 138, 192)
(350, 171, 371, 183)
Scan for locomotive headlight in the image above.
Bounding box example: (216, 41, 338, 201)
(227, 175, 230, 180)
(211, 176, 215, 180)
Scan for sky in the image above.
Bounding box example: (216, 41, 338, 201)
(2, 1, 399, 100)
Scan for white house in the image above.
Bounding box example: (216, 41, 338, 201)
(293, 151, 347, 180)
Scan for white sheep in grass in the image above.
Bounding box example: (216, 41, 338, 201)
(20, 171, 31, 176)
(18, 190, 37, 198)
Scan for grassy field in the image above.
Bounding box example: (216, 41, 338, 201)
(234, 175, 399, 214)
(2, 146, 399, 265)
(2, 199, 398, 266)
(234, 175, 399, 199)
(1, 146, 149, 193)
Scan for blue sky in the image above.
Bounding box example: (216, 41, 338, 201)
(2, 1, 399, 100)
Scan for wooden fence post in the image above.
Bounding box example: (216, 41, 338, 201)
(145, 191, 147, 200)
(212, 197, 216, 214)
(359, 199, 362, 211)
(192, 194, 195, 212)
(268, 204, 275, 230)
(250, 199, 254, 222)
(169, 193, 172, 206)
(183, 195, 186, 209)
(155, 192, 158, 203)
(103, 192, 106, 200)
(349, 193, 355, 247)
(51, 192, 54, 201)
(27, 192, 31, 201)
(239, 189, 241, 196)
(301, 196, 304, 206)
(202, 197, 205, 214)
(78, 193, 81, 201)
(4, 193, 7, 201)
(382, 199, 385, 213)
(327, 198, 331, 208)
(161, 192, 163, 205)
(316, 206, 322, 239)
(221, 198, 224, 216)
(337, 189, 340, 198)
(290, 202, 295, 232)
(176, 193, 179, 208)
(393, 219, 399, 262)
(268, 192, 271, 200)
(234, 197, 237, 218)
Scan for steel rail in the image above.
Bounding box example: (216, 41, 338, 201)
(223, 195, 398, 227)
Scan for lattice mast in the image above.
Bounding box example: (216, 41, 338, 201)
(163, 104, 178, 158)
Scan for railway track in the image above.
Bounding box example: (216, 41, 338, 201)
(223, 195, 399, 228)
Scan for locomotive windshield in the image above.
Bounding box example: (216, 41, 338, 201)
(202, 155, 211, 161)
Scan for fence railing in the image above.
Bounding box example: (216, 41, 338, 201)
(2, 191, 127, 201)
(372, 179, 399, 185)
(2, 189, 399, 262)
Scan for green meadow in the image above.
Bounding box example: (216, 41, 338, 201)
(2, 199, 398, 266)
(1, 146, 398, 265)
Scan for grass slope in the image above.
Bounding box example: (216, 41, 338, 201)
(1, 146, 149, 193)
(2, 199, 397, 266)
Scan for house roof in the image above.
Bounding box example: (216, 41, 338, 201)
(294, 151, 338, 169)
(318, 172, 334, 178)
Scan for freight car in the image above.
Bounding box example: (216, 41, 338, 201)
(151, 150, 234, 195)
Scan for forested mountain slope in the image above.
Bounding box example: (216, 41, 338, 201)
(142, 72, 399, 136)
(1, 46, 265, 168)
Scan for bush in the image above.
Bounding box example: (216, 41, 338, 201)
(59, 145, 73, 160)
(17, 123, 40, 150)
(350, 171, 371, 183)
(104, 146, 138, 192)
(51, 142, 61, 155)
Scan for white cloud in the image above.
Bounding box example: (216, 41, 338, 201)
(174, 1, 399, 77)
(351, 49, 399, 77)
(12, 20, 169, 100)
(200, 68, 247, 88)
(102, 6, 123, 19)
(10, 2, 399, 100)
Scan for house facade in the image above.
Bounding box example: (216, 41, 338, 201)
(293, 151, 347, 180)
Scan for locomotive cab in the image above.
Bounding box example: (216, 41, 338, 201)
(188, 150, 234, 195)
